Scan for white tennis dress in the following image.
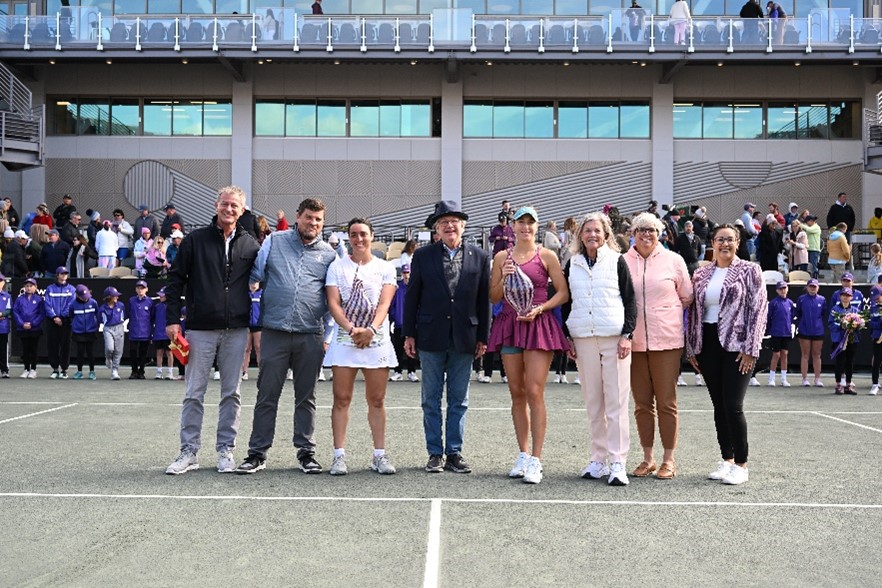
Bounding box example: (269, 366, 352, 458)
(323, 255, 399, 369)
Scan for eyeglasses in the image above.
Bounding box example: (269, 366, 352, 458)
(436, 219, 463, 227)
(713, 237, 737, 244)
(634, 227, 658, 235)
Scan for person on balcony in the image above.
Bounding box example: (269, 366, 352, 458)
(312, 0, 323, 15)
(669, 0, 691, 45)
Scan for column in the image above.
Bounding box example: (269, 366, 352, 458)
(231, 77, 254, 205)
(440, 78, 463, 205)
(651, 80, 674, 208)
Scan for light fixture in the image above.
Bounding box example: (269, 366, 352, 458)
(717, 61, 723, 67)
(48, 59, 55, 65)
(265, 58, 272, 63)
(181, 58, 188, 64)
(852, 60, 859, 66)
(257, 59, 264, 64)
(794, 61, 800, 66)
(333, 59, 340, 65)
(486, 60, 493, 66)
(639, 61, 646, 67)
(410, 59, 417, 65)
(563, 61, 570, 66)
(105, 59, 112, 65)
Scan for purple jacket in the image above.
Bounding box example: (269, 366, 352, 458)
(127, 295, 154, 341)
(99, 302, 126, 327)
(44, 282, 76, 320)
(70, 298, 99, 334)
(794, 293, 826, 337)
(13, 293, 45, 331)
(870, 301, 881, 340)
(829, 301, 862, 344)
(0, 291, 11, 335)
(153, 301, 169, 342)
(767, 296, 795, 338)
(489, 225, 515, 255)
(389, 281, 406, 326)
(686, 257, 768, 358)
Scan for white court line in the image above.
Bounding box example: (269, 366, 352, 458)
(0, 401, 68, 405)
(2, 492, 882, 510)
(0, 403, 77, 425)
(423, 499, 442, 588)
(813, 412, 882, 434)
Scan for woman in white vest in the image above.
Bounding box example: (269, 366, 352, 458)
(562, 212, 637, 486)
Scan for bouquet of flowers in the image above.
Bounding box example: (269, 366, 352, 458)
(830, 305, 869, 359)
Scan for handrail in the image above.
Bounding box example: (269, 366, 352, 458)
(0, 61, 34, 119)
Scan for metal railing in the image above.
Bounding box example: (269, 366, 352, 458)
(0, 61, 34, 119)
(1, 9, 881, 55)
(0, 104, 45, 163)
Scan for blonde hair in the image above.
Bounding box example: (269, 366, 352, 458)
(630, 212, 665, 234)
(30, 223, 49, 244)
(871, 243, 882, 266)
(217, 185, 247, 207)
(572, 212, 620, 256)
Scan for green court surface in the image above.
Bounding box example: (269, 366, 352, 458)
(2, 370, 881, 587)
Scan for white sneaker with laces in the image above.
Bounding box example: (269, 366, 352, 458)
(509, 453, 531, 478)
(241, 371, 249, 381)
(695, 374, 704, 386)
(111, 369, 120, 381)
(27, 370, 37, 379)
(217, 449, 235, 473)
(155, 369, 164, 380)
(559, 375, 568, 384)
(608, 462, 629, 486)
(329, 454, 348, 476)
(802, 378, 810, 387)
(708, 461, 732, 480)
(318, 370, 326, 382)
(19, 370, 29, 378)
(389, 372, 403, 382)
(580, 461, 609, 479)
(767, 377, 776, 387)
(371, 453, 396, 475)
(870, 384, 879, 396)
(478, 375, 491, 383)
(722, 464, 749, 485)
(814, 378, 825, 387)
(552, 374, 561, 384)
(523, 457, 543, 484)
(573, 375, 580, 385)
(781, 379, 791, 387)
(677, 375, 687, 386)
(166, 450, 199, 475)
(749, 377, 761, 387)
(407, 372, 420, 382)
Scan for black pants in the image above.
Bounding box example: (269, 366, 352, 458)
(553, 351, 568, 375)
(391, 328, 419, 373)
(834, 343, 857, 384)
(46, 319, 72, 372)
(482, 350, 506, 378)
(0, 332, 8, 374)
(20, 332, 41, 370)
(75, 339, 96, 372)
(873, 342, 882, 385)
(130, 340, 150, 374)
(696, 323, 750, 464)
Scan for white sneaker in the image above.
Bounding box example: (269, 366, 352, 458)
(27, 370, 37, 379)
(814, 379, 825, 387)
(241, 371, 249, 381)
(509, 453, 531, 478)
(19, 370, 29, 378)
(478, 375, 491, 383)
(708, 461, 732, 480)
(407, 372, 420, 382)
(165, 450, 199, 475)
(608, 462, 629, 486)
(217, 448, 235, 473)
(111, 369, 120, 381)
(213, 371, 220, 380)
(389, 372, 403, 382)
(695, 374, 704, 386)
(473, 371, 482, 381)
(329, 454, 348, 476)
(371, 453, 397, 475)
(767, 377, 776, 387)
(749, 377, 761, 387)
(781, 379, 791, 387)
(870, 384, 879, 396)
(50, 371, 59, 379)
(155, 370, 164, 380)
(523, 457, 543, 484)
(802, 378, 810, 387)
(559, 374, 568, 384)
(573, 375, 580, 385)
(287, 369, 294, 381)
(580, 461, 609, 479)
(722, 464, 749, 485)
(502, 376, 508, 384)
(552, 374, 561, 384)
(677, 375, 687, 386)
(318, 370, 326, 382)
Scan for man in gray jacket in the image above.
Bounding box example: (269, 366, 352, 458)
(235, 198, 337, 474)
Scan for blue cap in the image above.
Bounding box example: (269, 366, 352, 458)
(776, 280, 788, 289)
(807, 278, 819, 286)
(103, 286, 121, 298)
(56, 266, 69, 274)
(513, 206, 539, 223)
(135, 280, 147, 288)
(24, 277, 37, 285)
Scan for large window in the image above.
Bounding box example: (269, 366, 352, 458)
(254, 98, 435, 137)
(674, 100, 859, 139)
(463, 99, 651, 139)
(47, 96, 232, 136)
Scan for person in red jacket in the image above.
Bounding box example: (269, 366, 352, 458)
(276, 209, 289, 231)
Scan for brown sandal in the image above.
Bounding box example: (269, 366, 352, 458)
(632, 461, 657, 477)
(656, 462, 676, 479)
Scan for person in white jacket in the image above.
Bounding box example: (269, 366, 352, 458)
(112, 208, 134, 262)
(95, 220, 119, 269)
(669, 0, 691, 45)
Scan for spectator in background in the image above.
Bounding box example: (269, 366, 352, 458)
(399, 239, 417, 268)
(276, 209, 289, 231)
(134, 204, 160, 240)
(95, 219, 118, 269)
(500, 199, 514, 223)
(112, 209, 134, 261)
(691, 206, 713, 260)
(868, 243, 882, 285)
(133, 227, 152, 278)
(489, 212, 515, 255)
(758, 215, 783, 272)
(803, 215, 822, 278)
(53, 194, 75, 228)
(768, 202, 786, 226)
(33, 203, 53, 229)
(26, 226, 46, 275)
(41, 229, 71, 279)
(543, 220, 561, 258)
(868, 207, 882, 240)
(160, 203, 184, 239)
(67, 233, 97, 278)
(312, 0, 323, 14)
(85, 210, 102, 244)
(389, 265, 419, 383)
(4, 197, 19, 227)
(675, 220, 702, 276)
(238, 207, 260, 240)
(60, 211, 82, 247)
(165, 230, 183, 267)
(784, 202, 800, 227)
(0, 273, 9, 378)
(740, 203, 757, 236)
(785, 219, 809, 272)
(826, 192, 856, 244)
(647, 200, 660, 218)
(144, 235, 167, 279)
(826, 223, 851, 282)
(256, 215, 271, 244)
(739, 0, 764, 43)
(625, 0, 646, 41)
(2, 229, 28, 278)
(669, 0, 691, 45)
(560, 216, 578, 267)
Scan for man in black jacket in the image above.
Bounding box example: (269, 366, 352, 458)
(52, 194, 75, 228)
(40, 229, 71, 278)
(739, 0, 764, 42)
(60, 211, 81, 246)
(826, 192, 857, 269)
(164, 185, 260, 476)
(1, 230, 29, 278)
(160, 203, 185, 239)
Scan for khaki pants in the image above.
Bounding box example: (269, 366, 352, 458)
(630, 348, 681, 450)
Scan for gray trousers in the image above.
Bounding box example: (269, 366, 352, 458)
(247, 328, 324, 460)
(179, 328, 249, 453)
(103, 323, 125, 371)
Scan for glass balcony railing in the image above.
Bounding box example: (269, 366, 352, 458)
(0, 8, 877, 54)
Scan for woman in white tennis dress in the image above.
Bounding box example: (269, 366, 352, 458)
(324, 218, 398, 476)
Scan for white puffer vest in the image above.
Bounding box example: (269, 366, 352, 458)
(566, 245, 625, 338)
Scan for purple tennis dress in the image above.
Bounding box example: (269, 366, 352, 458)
(488, 249, 570, 352)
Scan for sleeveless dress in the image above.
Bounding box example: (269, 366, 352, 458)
(488, 248, 570, 352)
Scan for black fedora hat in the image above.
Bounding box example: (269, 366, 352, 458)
(428, 200, 469, 227)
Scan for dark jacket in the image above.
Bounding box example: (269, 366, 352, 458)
(41, 240, 72, 273)
(165, 218, 260, 331)
(238, 209, 260, 241)
(675, 232, 702, 266)
(403, 241, 491, 354)
(60, 220, 80, 246)
(134, 213, 161, 240)
(160, 211, 184, 239)
(5, 204, 19, 227)
(736, 226, 751, 260)
(740, 0, 764, 18)
(312, 1, 323, 14)
(826, 202, 856, 233)
(758, 225, 782, 271)
(1, 239, 29, 277)
(52, 203, 75, 228)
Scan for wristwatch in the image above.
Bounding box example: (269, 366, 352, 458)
(621, 332, 633, 340)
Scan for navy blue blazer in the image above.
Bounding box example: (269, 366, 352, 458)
(403, 241, 491, 354)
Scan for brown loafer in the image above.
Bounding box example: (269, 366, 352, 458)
(656, 462, 676, 479)
(631, 461, 657, 477)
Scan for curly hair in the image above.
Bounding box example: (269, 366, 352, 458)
(571, 212, 619, 256)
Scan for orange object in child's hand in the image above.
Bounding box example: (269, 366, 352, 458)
(169, 334, 190, 366)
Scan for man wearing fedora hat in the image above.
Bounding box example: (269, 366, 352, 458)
(404, 200, 491, 474)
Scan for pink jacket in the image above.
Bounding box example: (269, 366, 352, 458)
(685, 257, 768, 358)
(624, 244, 693, 352)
